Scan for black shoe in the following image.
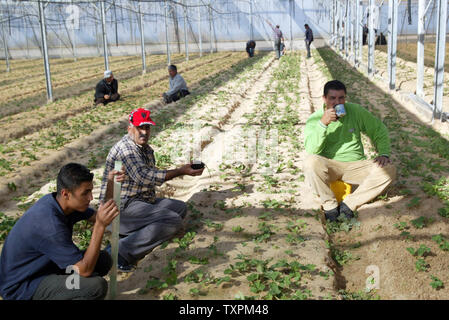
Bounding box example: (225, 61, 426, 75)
(105, 244, 135, 273)
(339, 202, 355, 220)
(324, 207, 340, 222)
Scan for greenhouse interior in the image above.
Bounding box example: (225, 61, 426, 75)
(0, 0, 448, 302)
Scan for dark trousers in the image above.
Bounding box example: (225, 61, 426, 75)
(118, 198, 187, 265)
(274, 40, 282, 59)
(163, 89, 190, 104)
(32, 250, 112, 300)
(94, 93, 120, 105)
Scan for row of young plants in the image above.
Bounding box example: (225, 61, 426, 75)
(0, 52, 241, 180)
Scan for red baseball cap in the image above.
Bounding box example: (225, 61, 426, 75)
(129, 108, 156, 127)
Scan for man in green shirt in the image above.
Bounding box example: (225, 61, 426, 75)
(304, 80, 396, 221)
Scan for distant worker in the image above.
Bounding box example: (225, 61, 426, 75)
(362, 24, 368, 45)
(304, 24, 314, 58)
(265, 19, 285, 59)
(162, 65, 190, 104)
(246, 40, 256, 58)
(94, 70, 120, 105)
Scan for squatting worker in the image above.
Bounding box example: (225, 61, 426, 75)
(246, 40, 256, 58)
(162, 65, 190, 104)
(265, 19, 284, 60)
(303, 80, 396, 222)
(0, 163, 124, 300)
(94, 70, 120, 105)
(99, 108, 204, 272)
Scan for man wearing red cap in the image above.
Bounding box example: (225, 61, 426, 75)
(99, 108, 204, 271)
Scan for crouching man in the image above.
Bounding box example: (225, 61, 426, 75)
(99, 108, 204, 271)
(94, 70, 120, 105)
(162, 65, 190, 104)
(0, 163, 123, 300)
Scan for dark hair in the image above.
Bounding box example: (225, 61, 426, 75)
(168, 64, 177, 72)
(323, 80, 347, 96)
(304, 24, 309, 28)
(57, 163, 94, 195)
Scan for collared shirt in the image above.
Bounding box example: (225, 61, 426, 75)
(99, 134, 167, 208)
(166, 73, 188, 96)
(0, 193, 94, 300)
(269, 25, 283, 41)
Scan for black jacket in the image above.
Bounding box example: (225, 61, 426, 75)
(94, 78, 118, 99)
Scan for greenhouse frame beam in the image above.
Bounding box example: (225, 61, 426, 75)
(38, 0, 53, 102)
(416, 0, 426, 97)
(165, 0, 171, 65)
(367, 0, 375, 78)
(353, 0, 358, 66)
(138, 1, 146, 74)
(198, 2, 202, 57)
(350, 0, 355, 63)
(183, 0, 188, 61)
(1, 21, 9, 72)
(357, 0, 362, 65)
(208, 5, 212, 54)
(432, 0, 447, 121)
(332, 0, 337, 48)
(100, 0, 109, 70)
(387, 0, 398, 90)
(345, 0, 350, 58)
(249, 0, 253, 40)
(339, 1, 343, 52)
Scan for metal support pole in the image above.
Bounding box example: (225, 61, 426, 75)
(367, 0, 375, 77)
(1, 22, 9, 72)
(70, 0, 77, 62)
(345, 0, 350, 58)
(351, 0, 356, 65)
(165, 1, 171, 65)
(108, 161, 122, 300)
(332, 0, 337, 48)
(198, 1, 202, 57)
(432, 0, 447, 120)
(100, 1, 109, 70)
(183, 1, 189, 61)
(289, 0, 293, 51)
(138, 1, 146, 74)
(387, 0, 398, 90)
(339, 1, 344, 51)
(38, 0, 53, 102)
(208, 5, 213, 54)
(249, 0, 254, 40)
(357, 0, 362, 64)
(416, 0, 425, 97)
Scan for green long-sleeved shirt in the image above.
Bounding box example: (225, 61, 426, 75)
(304, 103, 391, 162)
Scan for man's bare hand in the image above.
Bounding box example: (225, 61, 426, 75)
(373, 156, 391, 168)
(96, 199, 119, 228)
(321, 108, 338, 126)
(108, 169, 125, 183)
(104, 94, 110, 100)
(180, 164, 204, 176)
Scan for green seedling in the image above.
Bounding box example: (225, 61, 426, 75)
(407, 244, 431, 257)
(430, 276, 444, 290)
(232, 226, 244, 233)
(431, 234, 449, 251)
(410, 216, 432, 229)
(415, 258, 429, 272)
